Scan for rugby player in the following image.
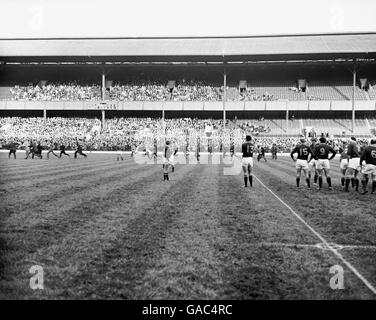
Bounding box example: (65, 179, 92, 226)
(32, 142, 43, 159)
(60, 144, 70, 158)
(271, 143, 278, 160)
(74, 141, 88, 159)
(290, 137, 313, 188)
(313, 137, 337, 190)
(46, 140, 59, 159)
(8, 141, 18, 159)
(196, 136, 200, 162)
(169, 143, 178, 173)
(344, 137, 361, 192)
(257, 145, 267, 162)
(308, 138, 319, 185)
(338, 141, 348, 189)
(163, 140, 173, 181)
(229, 137, 235, 159)
(359, 138, 376, 195)
(153, 137, 158, 160)
(24, 140, 32, 159)
(242, 135, 255, 188)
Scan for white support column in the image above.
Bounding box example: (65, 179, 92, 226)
(352, 63, 356, 133)
(102, 71, 106, 101)
(101, 110, 105, 130)
(223, 67, 227, 130)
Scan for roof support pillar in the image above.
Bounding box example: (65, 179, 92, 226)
(223, 66, 227, 130)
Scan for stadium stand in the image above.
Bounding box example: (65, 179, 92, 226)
(1, 116, 375, 152)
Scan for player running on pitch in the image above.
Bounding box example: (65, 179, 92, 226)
(290, 137, 313, 188)
(74, 141, 88, 159)
(242, 135, 255, 188)
(344, 137, 361, 192)
(46, 140, 59, 159)
(359, 138, 376, 195)
(313, 137, 337, 190)
(60, 144, 70, 158)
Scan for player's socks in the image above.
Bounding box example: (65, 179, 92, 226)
(341, 177, 345, 187)
(244, 176, 248, 187)
(355, 179, 359, 191)
(296, 177, 300, 187)
(249, 175, 253, 187)
(163, 173, 168, 181)
(360, 179, 367, 194)
(166, 174, 169, 181)
(318, 176, 323, 188)
(306, 178, 310, 188)
(351, 178, 355, 188)
(327, 177, 332, 188)
(314, 173, 318, 184)
(172, 166, 174, 173)
(308, 172, 311, 179)
(345, 178, 350, 191)
(372, 181, 376, 193)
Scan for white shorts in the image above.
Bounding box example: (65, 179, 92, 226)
(242, 157, 254, 167)
(163, 157, 172, 165)
(348, 157, 361, 171)
(361, 164, 376, 177)
(316, 159, 330, 170)
(296, 159, 309, 170)
(340, 159, 349, 171)
(308, 159, 317, 170)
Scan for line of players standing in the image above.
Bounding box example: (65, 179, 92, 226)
(7, 140, 87, 160)
(290, 136, 376, 195)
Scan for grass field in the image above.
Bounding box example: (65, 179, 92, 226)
(0, 152, 375, 299)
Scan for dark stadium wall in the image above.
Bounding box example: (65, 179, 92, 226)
(2, 63, 376, 87)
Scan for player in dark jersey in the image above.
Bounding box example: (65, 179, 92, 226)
(74, 141, 88, 159)
(242, 135, 255, 188)
(271, 144, 278, 160)
(344, 137, 361, 192)
(313, 137, 337, 190)
(8, 141, 18, 159)
(30, 141, 38, 159)
(60, 144, 70, 158)
(32, 142, 43, 159)
(359, 138, 376, 194)
(290, 137, 313, 188)
(308, 138, 319, 185)
(163, 140, 173, 181)
(338, 141, 349, 189)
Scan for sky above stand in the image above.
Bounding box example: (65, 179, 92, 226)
(1, 0, 376, 38)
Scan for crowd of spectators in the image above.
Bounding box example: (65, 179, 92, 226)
(1, 116, 371, 153)
(239, 88, 275, 101)
(10, 82, 102, 101)
(9, 80, 279, 102)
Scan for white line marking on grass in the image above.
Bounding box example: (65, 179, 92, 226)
(253, 242, 376, 251)
(253, 174, 376, 296)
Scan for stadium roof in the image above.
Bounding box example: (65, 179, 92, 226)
(1, 33, 376, 64)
